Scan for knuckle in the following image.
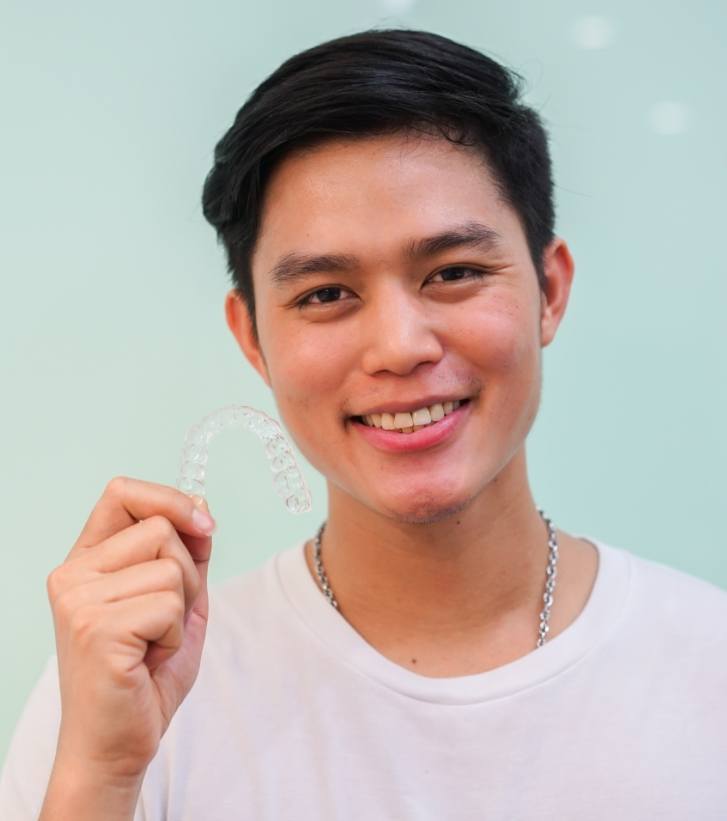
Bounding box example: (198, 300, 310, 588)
(159, 557, 184, 589)
(55, 582, 97, 624)
(46, 563, 83, 606)
(46, 566, 65, 601)
(52, 588, 76, 622)
(145, 515, 176, 542)
(68, 605, 99, 644)
(163, 590, 185, 621)
(104, 475, 130, 499)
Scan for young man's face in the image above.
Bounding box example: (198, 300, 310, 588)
(226, 131, 573, 524)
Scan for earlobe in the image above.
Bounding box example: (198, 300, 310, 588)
(539, 237, 575, 348)
(224, 289, 272, 387)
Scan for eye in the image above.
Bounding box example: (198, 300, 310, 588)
(295, 285, 353, 308)
(428, 265, 490, 284)
(294, 266, 490, 309)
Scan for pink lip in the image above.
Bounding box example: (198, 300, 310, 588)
(350, 399, 473, 454)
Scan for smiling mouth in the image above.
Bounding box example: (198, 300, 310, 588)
(350, 397, 472, 434)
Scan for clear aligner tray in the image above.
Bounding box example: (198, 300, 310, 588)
(176, 405, 312, 514)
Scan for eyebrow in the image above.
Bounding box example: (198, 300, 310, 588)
(269, 220, 504, 289)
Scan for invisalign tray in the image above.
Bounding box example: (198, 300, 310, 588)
(176, 404, 312, 514)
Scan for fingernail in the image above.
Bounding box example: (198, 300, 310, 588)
(191, 505, 216, 534)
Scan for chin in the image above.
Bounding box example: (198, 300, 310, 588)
(378, 487, 476, 526)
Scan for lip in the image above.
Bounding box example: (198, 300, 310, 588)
(350, 398, 473, 454)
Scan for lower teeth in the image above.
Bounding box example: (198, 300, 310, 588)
(367, 421, 436, 434)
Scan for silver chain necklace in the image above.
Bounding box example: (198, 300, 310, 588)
(312, 507, 559, 649)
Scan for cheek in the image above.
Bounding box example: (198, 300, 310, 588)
(268, 330, 348, 405)
(262, 330, 351, 466)
(470, 303, 543, 435)
(462, 299, 539, 374)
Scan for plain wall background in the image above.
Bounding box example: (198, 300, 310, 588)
(2, 0, 725, 765)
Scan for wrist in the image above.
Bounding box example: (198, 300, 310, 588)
(40, 752, 146, 821)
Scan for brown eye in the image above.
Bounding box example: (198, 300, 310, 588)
(430, 266, 489, 283)
(296, 286, 352, 308)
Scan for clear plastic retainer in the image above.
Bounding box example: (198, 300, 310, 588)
(176, 405, 312, 515)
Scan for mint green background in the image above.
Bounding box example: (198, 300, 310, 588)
(2, 0, 725, 766)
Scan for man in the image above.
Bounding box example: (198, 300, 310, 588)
(2, 27, 726, 820)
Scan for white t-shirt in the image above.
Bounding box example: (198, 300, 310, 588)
(2, 534, 727, 820)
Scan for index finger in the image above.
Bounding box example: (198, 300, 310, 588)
(69, 475, 215, 558)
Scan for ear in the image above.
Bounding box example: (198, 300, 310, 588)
(539, 236, 575, 348)
(224, 289, 272, 388)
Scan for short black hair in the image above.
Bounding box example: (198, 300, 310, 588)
(202, 27, 556, 344)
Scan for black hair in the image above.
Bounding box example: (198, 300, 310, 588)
(202, 27, 555, 344)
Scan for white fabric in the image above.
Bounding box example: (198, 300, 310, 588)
(2, 534, 727, 820)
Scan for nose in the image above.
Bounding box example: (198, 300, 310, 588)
(359, 283, 444, 376)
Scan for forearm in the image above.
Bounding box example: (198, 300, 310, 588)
(39, 756, 145, 821)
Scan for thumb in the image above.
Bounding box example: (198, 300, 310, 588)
(190, 493, 212, 515)
(176, 494, 214, 621)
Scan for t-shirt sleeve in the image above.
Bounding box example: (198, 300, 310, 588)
(0, 653, 62, 818)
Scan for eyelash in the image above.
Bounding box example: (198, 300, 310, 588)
(294, 266, 491, 309)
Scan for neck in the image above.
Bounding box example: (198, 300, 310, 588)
(305, 449, 558, 669)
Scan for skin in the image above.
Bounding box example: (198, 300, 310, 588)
(225, 130, 599, 677)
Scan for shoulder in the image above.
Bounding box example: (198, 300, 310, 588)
(631, 546, 727, 616)
(600, 538, 727, 649)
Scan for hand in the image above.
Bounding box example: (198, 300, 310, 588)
(46, 476, 216, 780)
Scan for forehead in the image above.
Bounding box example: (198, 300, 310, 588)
(251, 132, 517, 279)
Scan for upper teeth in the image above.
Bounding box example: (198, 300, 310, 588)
(362, 400, 463, 430)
